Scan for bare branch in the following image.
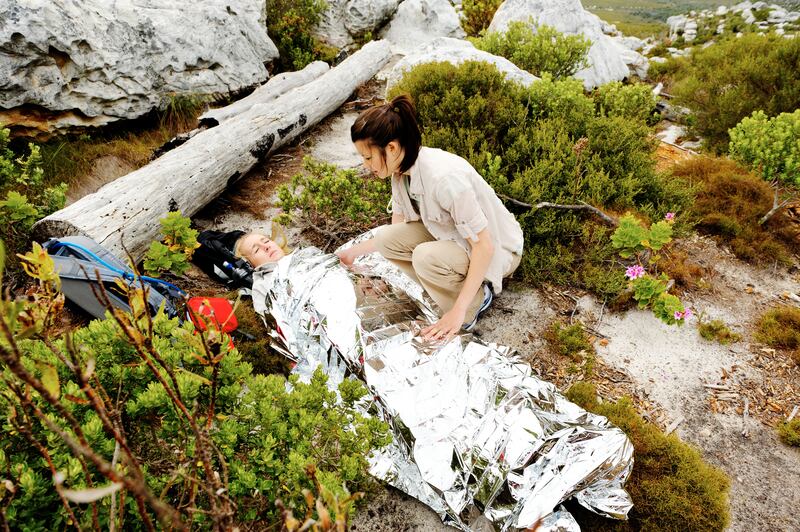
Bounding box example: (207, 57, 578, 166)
(498, 194, 618, 226)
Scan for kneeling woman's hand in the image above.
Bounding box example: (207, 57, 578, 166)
(421, 306, 466, 341)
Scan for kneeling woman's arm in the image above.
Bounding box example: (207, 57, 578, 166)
(421, 227, 494, 341)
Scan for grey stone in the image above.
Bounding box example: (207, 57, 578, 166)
(385, 37, 539, 93)
(316, 0, 402, 47)
(380, 0, 466, 55)
(488, 0, 647, 88)
(0, 0, 278, 137)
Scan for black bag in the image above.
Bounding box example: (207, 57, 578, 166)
(44, 236, 185, 320)
(193, 230, 254, 289)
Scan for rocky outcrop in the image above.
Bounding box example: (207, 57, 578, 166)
(0, 0, 278, 138)
(488, 0, 648, 88)
(317, 0, 463, 53)
(316, 0, 402, 48)
(667, 2, 800, 42)
(385, 37, 539, 93)
(379, 0, 466, 54)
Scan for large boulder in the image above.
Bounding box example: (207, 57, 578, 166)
(0, 0, 278, 138)
(380, 0, 466, 55)
(488, 0, 648, 88)
(385, 37, 539, 93)
(316, 0, 402, 48)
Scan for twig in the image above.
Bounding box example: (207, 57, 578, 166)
(741, 398, 750, 438)
(498, 195, 619, 226)
(702, 383, 731, 391)
(787, 405, 799, 423)
(759, 186, 792, 225)
(109, 441, 121, 532)
(665, 415, 684, 435)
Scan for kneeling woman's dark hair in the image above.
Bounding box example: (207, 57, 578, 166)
(350, 94, 422, 174)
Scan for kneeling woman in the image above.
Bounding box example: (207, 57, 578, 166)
(336, 95, 523, 340)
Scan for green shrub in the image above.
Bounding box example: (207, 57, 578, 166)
(778, 419, 800, 447)
(143, 211, 199, 277)
(266, 0, 334, 71)
(755, 306, 800, 365)
(698, 319, 742, 345)
(0, 126, 66, 284)
(670, 33, 800, 153)
(461, 0, 504, 37)
(390, 60, 692, 295)
(473, 21, 591, 79)
(566, 382, 731, 531)
(545, 321, 595, 376)
(0, 248, 390, 528)
(672, 157, 795, 264)
(594, 81, 659, 125)
(276, 157, 390, 244)
(729, 109, 800, 188)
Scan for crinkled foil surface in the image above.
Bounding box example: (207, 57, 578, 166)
(252, 236, 634, 531)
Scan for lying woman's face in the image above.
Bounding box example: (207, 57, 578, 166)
(240, 233, 285, 267)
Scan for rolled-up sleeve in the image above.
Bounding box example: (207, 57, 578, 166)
(436, 177, 488, 243)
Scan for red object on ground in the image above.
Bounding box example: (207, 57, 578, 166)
(188, 297, 238, 333)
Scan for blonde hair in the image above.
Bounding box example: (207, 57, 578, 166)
(233, 223, 291, 264)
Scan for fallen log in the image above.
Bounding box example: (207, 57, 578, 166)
(199, 60, 330, 127)
(34, 40, 392, 260)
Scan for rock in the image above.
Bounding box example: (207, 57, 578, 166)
(385, 37, 539, 93)
(743, 9, 757, 24)
(345, 0, 403, 36)
(380, 0, 466, 55)
(716, 6, 729, 16)
(488, 0, 647, 88)
(615, 36, 646, 51)
(316, 0, 402, 48)
(0, 0, 278, 138)
(667, 14, 687, 39)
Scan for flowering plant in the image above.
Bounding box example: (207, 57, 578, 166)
(612, 213, 690, 325)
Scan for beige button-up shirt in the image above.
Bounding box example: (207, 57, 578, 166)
(390, 147, 524, 294)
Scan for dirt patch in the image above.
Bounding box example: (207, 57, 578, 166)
(66, 154, 136, 203)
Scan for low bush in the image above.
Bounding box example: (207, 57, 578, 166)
(566, 381, 731, 531)
(461, 0, 504, 37)
(545, 322, 595, 376)
(390, 61, 692, 296)
(671, 157, 796, 264)
(778, 419, 800, 447)
(0, 246, 390, 528)
(143, 211, 200, 277)
(698, 319, 741, 345)
(276, 157, 391, 245)
(266, 0, 337, 71)
(473, 21, 591, 79)
(0, 126, 66, 285)
(755, 306, 800, 365)
(729, 109, 800, 188)
(594, 81, 659, 125)
(669, 33, 800, 153)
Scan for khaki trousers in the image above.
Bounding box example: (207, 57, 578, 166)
(374, 222, 484, 318)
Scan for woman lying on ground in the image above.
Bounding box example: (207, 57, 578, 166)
(336, 94, 524, 341)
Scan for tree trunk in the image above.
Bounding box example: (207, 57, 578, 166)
(34, 40, 392, 260)
(199, 61, 330, 127)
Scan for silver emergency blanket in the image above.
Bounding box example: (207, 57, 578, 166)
(252, 243, 634, 531)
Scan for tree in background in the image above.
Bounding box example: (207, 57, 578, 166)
(461, 0, 504, 37)
(265, 0, 335, 71)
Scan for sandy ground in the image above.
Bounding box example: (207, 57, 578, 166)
(190, 79, 800, 530)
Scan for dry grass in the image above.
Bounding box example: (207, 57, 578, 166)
(756, 306, 800, 366)
(670, 156, 797, 265)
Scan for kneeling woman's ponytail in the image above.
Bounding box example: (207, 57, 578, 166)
(350, 94, 422, 173)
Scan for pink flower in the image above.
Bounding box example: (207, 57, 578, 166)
(673, 309, 692, 321)
(665, 212, 675, 222)
(625, 264, 646, 280)
(674, 311, 683, 320)
(683, 308, 693, 319)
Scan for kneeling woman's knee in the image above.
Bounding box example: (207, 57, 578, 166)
(411, 242, 440, 275)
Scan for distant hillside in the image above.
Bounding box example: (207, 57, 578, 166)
(586, 0, 800, 37)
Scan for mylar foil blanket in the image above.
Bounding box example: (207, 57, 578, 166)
(252, 244, 634, 531)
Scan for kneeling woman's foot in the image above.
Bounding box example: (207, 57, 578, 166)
(463, 284, 493, 332)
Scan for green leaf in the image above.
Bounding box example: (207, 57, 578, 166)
(38, 363, 60, 399)
(648, 221, 673, 251)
